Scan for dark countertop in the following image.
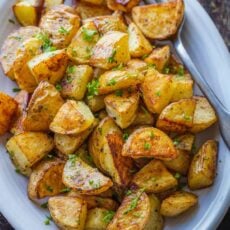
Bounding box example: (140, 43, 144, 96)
(0, 0, 229, 229)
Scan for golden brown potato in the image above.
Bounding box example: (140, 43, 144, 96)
(6, 132, 54, 175)
(86, 95, 106, 112)
(90, 31, 130, 69)
(48, 196, 87, 230)
(28, 49, 69, 85)
(132, 160, 178, 193)
(160, 191, 198, 217)
(106, 0, 140, 12)
(63, 156, 113, 195)
(173, 134, 195, 152)
(39, 4, 81, 48)
(44, 0, 64, 10)
(122, 127, 178, 160)
(104, 90, 139, 128)
(23, 81, 64, 131)
(190, 96, 217, 133)
(188, 140, 218, 190)
(50, 100, 95, 135)
(0, 92, 18, 135)
(126, 59, 148, 71)
(0, 26, 42, 80)
(128, 22, 152, 58)
(156, 98, 196, 133)
(28, 159, 65, 200)
(132, 0, 184, 40)
(81, 0, 104, 5)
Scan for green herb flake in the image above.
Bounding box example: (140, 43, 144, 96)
(123, 133, 129, 141)
(11, 36, 22, 41)
(126, 190, 132, 196)
(87, 79, 99, 98)
(60, 187, 71, 193)
(66, 65, 76, 75)
(15, 168, 21, 174)
(103, 210, 115, 224)
(68, 154, 78, 167)
(40, 202, 48, 209)
(35, 33, 56, 53)
(144, 142, 151, 150)
(89, 180, 94, 186)
(163, 67, 170, 74)
(66, 76, 73, 83)
(183, 114, 191, 121)
(58, 26, 69, 35)
(174, 172, 181, 179)
(82, 28, 98, 42)
(98, 127, 102, 135)
(46, 185, 53, 192)
(155, 91, 161, 97)
(112, 63, 124, 71)
(150, 131, 154, 139)
(107, 49, 117, 63)
(44, 215, 52, 225)
(8, 19, 15, 24)
(115, 89, 123, 97)
(141, 54, 149, 59)
(147, 63, 156, 68)
(55, 83, 62, 91)
(107, 79, 116, 86)
(173, 138, 180, 146)
(177, 65, 185, 76)
(12, 88, 21, 92)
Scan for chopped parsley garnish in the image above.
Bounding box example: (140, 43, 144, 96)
(115, 89, 123, 97)
(155, 91, 161, 97)
(8, 19, 15, 24)
(12, 88, 21, 92)
(58, 26, 69, 35)
(40, 202, 48, 209)
(163, 67, 170, 74)
(103, 210, 115, 223)
(82, 28, 98, 42)
(46, 185, 53, 192)
(107, 49, 116, 63)
(183, 114, 191, 121)
(66, 65, 76, 75)
(177, 65, 185, 76)
(15, 168, 21, 174)
(150, 131, 154, 139)
(11, 36, 22, 41)
(112, 63, 124, 71)
(147, 63, 156, 68)
(35, 33, 56, 52)
(44, 215, 52, 225)
(126, 190, 132, 196)
(173, 138, 180, 146)
(89, 180, 94, 186)
(141, 54, 149, 59)
(68, 154, 78, 167)
(60, 187, 71, 193)
(144, 142, 151, 150)
(87, 79, 99, 98)
(66, 76, 73, 83)
(55, 83, 62, 91)
(123, 133, 129, 141)
(107, 79, 116, 86)
(174, 172, 181, 179)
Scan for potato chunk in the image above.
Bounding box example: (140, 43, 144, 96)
(122, 127, 178, 160)
(132, 0, 184, 39)
(104, 90, 139, 128)
(28, 159, 65, 200)
(0, 92, 18, 135)
(160, 191, 198, 217)
(50, 100, 95, 135)
(39, 4, 80, 48)
(48, 196, 87, 230)
(44, 0, 64, 10)
(173, 134, 195, 152)
(63, 155, 113, 195)
(106, 0, 140, 12)
(86, 95, 106, 112)
(81, 0, 104, 5)
(132, 160, 178, 193)
(90, 31, 130, 69)
(188, 140, 218, 190)
(6, 132, 54, 175)
(23, 81, 64, 131)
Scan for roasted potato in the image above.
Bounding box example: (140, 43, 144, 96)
(104, 90, 139, 128)
(48, 196, 87, 230)
(23, 81, 64, 131)
(86, 95, 106, 112)
(132, 160, 178, 193)
(173, 133, 195, 152)
(44, 0, 64, 10)
(90, 31, 130, 69)
(188, 140, 218, 190)
(39, 4, 81, 48)
(6, 132, 54, 175)
(128, 22, 152, 58)
(50, 100, 95, 135)
(126, 59, 148, 71)
(63, 156, 113, 195)
(156, 98, 196, 133)
(132, 0, 184, 40)
(122, 127, 178, 160)
(61, 65, 93, 100)
(190, 96, 217, 133)
(160, 191, 198, 217)
(28, 159, 65, 200)
(81, 0, 104, 5)
(106, 0, 140, 12)
(0, 92, 18, 135)
(28, 49, 69, 85)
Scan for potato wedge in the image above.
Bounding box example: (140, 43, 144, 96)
(90, 31, 130, 69)
(122, 127, 178, 160)
(28, 49, 68, 85)
(0, 92, 18, 135)
(48, 196, 87, 230)
(86, 95, 106, 112)
(128, 22, 152, 58)
(39, 4, 81, 48)
(188, 140, 218, 190)
(6, 132, 54, 175)
(126, 59, 148, 71)
(160, 191, 198, 217)
(50, 100, 95, 135)
(106, 0, 140, 12)
(156, 99, 196, 133)
(63, 155, 113, 195)
(190, 96, 217, 133)
(132, 0, 184, 39)
(173, 134, 195, 152)
(132, 160, 178, 193)
(23, 81, 64, 131)
(28, 159, 65, 200)
(44, 0, 64, 10)
(104, 90, 139, 128)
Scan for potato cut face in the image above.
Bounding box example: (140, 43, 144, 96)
(44, 0, 64, 10)
(104, 90, 139, 128)
(0, 92, 18, 136)
(23, 81, 64, 131)
(28, 49, 69, 85)
(28, 159, 65, 200)
(90, 31, 130, 69)
(107, 189, 150, 230)
(132, 0, 184, 40)
(122, 127, 178, 160)
(63, 156, 113, 195)
(173, 134, 195, 152)
(188, 140, 218, 190)
(156, 98, 196, 133)
(48, 196, 87, 230)
(107, 0, 140, 12)
(50, 100, 95, 135)
(132, 160, 178, 193)
(86, 95, 106, 112)
(6, 132, 54, 175)
(39, 4, 81, 48)
(160, 191, 198, 217)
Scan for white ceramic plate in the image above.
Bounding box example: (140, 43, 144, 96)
(0, 0, 230, 229)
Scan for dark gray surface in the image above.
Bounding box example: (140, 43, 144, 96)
(0, 0, 229, 229)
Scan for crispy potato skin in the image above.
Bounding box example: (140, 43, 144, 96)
(106, 0, 140, 12)
(160, 191, 198, 217)
(0, 92, 18, 135)
(48, 196, 87, 230)
(28, 159, 65, 200)
(188, 140, 218, 190)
